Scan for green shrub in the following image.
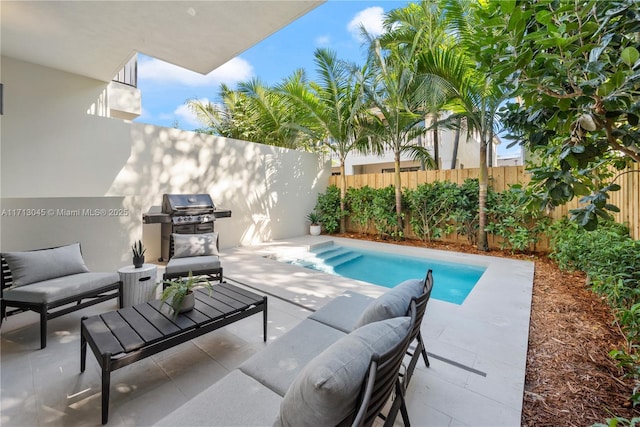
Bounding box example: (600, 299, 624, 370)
(371, 186, 401, 239)
(345, 186, 376, 234)
(315, 185, 342, 234)
(485, 184, 552, 253)
(449, 178, 482, 245)
(405, 181, 458, 241)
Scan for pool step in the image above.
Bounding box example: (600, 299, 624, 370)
(325, 252, 362, 267)
(312, 245, 344, 257)
(313, 247, 362, 267)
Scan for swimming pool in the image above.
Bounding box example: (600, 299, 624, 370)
(285, 244, 486, 305)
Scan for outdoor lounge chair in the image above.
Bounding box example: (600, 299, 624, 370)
(163, 232, 223, 282)
(1, 243, 122, 349)
(352, 300, 417, 427)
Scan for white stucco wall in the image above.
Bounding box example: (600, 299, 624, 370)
(1, 57, 330, 270)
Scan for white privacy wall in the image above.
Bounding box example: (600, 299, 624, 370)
(0, 57, 330, 270)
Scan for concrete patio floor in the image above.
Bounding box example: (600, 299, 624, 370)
(1, 236, 534, 426)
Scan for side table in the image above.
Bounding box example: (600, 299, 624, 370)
(118, 264, 158, 307)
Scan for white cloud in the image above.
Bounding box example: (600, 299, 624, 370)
(174, 104, 200, 129)
(139, 57, 254, 87)
(315, 35, 331, 47)
(347, 7, 384, 40)
(173, 97, 228, 130)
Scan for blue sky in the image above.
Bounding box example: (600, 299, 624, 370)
(134, 0, 519, 156)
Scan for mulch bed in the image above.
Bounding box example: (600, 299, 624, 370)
(334, 233, 640, 426)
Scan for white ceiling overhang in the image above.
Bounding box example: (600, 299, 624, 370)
(1, 0, 324, 82)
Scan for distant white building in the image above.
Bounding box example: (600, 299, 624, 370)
(332, 117, 502, 175)
(496, 153, 524, 166)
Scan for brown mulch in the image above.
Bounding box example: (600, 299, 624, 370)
(334, 233, 640, 426)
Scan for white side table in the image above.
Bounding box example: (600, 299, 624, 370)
(118, 264, 158, 307)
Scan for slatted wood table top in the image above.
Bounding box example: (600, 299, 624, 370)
(80, 281, 267, 424)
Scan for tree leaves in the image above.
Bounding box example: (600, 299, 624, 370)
(495, 0, 639, 230)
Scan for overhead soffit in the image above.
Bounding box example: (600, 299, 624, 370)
(1, 1, 325, 82)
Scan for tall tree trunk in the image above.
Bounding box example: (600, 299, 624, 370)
(487, 127, 494, 167)
(477, 138, 489, 251)
(394, 150, 403, 237)
(451, 122, 460, 169)
(433, 113, 439, 169)
(339, 161, 346, 233)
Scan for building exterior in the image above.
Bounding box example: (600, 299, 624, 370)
(1, 1, 327, 269)
(333, 122, 501, 175)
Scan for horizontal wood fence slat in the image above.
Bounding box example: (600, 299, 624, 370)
(328, 164, 639, 242)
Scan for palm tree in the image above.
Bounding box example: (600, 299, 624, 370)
(278, 48, 371, 233)
(416, 34, 506, 251)
(359, 36, 439, 236)
(187, 84, 254, 140)
(380, 0, 507, 251)
(188, 79, 315, 150)
(380, 1, 452, 170)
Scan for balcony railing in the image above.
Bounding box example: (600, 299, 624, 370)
(112, 55, 137, 88)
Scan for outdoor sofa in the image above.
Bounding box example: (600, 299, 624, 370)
(0, 242, 122, 349)
(156, 271, 433, 427)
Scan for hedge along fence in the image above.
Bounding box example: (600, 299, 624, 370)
(328, 164, 640, 247)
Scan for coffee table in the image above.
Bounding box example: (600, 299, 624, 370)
(80, 282, 267, 424)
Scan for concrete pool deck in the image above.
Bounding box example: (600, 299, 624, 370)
(0, 235, 534, 426)
(223, 235, 535, 426)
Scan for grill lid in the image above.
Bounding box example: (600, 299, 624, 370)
(162, 194, 214, 214)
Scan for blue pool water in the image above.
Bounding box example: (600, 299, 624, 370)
(293, 244, 486, 305)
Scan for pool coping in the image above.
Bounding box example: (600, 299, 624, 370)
(222, 235, 535, 426)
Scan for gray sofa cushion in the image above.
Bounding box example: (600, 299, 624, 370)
(165, 256, 220, 275)
(308, 291, 374, 333)
(354, 278, 424, 328)
(240, 318, 346, 397)
(155, 369, 282, 426)
(276, 316, 411, 427)
(172, 232, 219, 258)
(3, 243, 89, 287)
(3, 272, 119, 304)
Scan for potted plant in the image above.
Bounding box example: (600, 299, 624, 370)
(132, 240, 146, 268)
(159, 272, 214, 316)
(306, 211, 322, 236)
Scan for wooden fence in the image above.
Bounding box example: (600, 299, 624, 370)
(328, 163, 640, 243)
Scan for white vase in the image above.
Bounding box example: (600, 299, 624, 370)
(310, 225, 321, 236)
(173, 291, 196, 313)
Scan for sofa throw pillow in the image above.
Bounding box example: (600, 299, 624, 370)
(3, 242, 90, 287)
(275, 316, 411, 427)
(172, 232, 219, 258)
(354, 278, 424, 328)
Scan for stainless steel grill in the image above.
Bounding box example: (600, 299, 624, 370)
(143, 193, 231, 261)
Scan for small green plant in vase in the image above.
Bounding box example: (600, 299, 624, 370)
(159, 272, 214, 316)
(306, 211, 321, 236)
(132, 240, 146, 268)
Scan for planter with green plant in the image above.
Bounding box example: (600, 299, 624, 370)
(306, 211, 321, 236)
(132, 240, 146, 268)
(159, 272, 214, 316)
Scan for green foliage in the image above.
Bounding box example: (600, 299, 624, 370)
(592, 417, 640, 427)
(404, 181, 458, 241)
(305, 211, 320, 226)
(159, 272, 213, 317)
(131, 240, 146, 258)
(485, 184, 552, 253)
(449, 178, 481, 245)
(371, 186, 403, 239)
(315, 185, 342, 234)
(345, 186, 376, 234)
(495, 0, 640, 231)
(187, 78, 320, 150)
